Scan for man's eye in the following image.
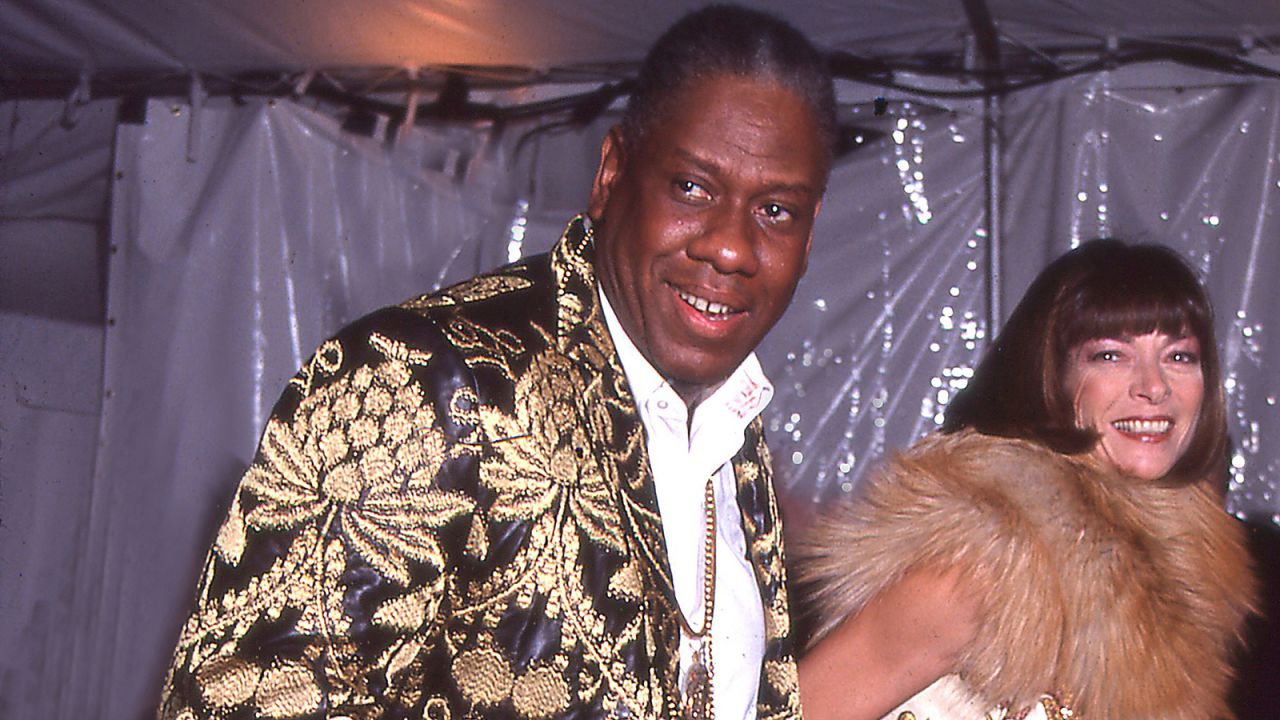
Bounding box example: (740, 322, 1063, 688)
(759, 202, 794, 225)
(676, 180, 711, 201)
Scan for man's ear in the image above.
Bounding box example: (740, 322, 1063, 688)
(587, 126, 626, 222)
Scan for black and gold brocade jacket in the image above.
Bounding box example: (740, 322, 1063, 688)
(159, 218, 802, 720)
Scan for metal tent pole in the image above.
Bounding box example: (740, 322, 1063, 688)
(960, 0, 1004, 338)
(984, 91, 1003, 337)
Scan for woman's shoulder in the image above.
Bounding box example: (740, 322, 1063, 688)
(881, 429, 1088, 498)
(903, 427, 1066, 463)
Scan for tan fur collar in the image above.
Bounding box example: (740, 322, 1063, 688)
(795, 431, 1258, 719)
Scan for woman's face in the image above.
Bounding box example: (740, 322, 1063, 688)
(1063, 331, 1205, 480)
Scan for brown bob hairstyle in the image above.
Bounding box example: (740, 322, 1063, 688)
(942, 239, 1228, 485)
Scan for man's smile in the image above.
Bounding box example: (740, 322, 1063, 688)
(675, 286, 742, 318)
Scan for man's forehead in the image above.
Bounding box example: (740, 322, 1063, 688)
(641, 73, 808, 130)
(635, 76, 828, 182)
(643, 75, 802, 129)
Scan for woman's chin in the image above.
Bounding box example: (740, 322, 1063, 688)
(1093, 443, 1181, 482)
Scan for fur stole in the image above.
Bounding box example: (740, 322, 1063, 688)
(794, 430, 1258, 720)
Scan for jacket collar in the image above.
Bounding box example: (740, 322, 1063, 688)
(548, 216, 676, 583)
(548, 216, 796, 710)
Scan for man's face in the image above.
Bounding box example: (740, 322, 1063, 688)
(588, 74, 827, 404)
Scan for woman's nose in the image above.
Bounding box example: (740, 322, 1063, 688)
(1131, 358, 1171, 403)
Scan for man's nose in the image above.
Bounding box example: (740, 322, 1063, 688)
(687, 204, 760, 276)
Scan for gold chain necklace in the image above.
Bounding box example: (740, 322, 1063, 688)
(677, 475, 717, 720)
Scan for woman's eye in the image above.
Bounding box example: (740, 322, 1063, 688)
(1089, 349, 1121, 363)
(1170, 350, 1200, 364)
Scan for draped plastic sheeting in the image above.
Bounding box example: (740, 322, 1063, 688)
(1, 69, 1277, 719)
(58, 98, 517, 719)
(997, 73, 1280, 523)
(761, 97, 991, 516)
(5, 0, 1279, 76)
(768, 71, 1280, 526)
(0, 99, 114, 718)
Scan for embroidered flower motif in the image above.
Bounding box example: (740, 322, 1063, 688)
(405, 273, 534, 310)
(163, 224, 803, 720)
(227, 333, 475, 586)
(512, 665, 571, 718)
(479, 350, 625, 555)
(454, 648, 514, 706)
(193, 656, 325, 720)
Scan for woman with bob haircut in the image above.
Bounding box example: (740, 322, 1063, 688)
(796, 239, 1257, 720)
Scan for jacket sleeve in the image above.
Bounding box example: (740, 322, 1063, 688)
(158, 306, 482, 720)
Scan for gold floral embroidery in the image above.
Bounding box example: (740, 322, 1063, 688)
(445, 316, 526, 376)
(161, 217, 801, 720)
(453, 647, 514, 706)
(765, 659, 799, 701)
(192, 654, 328, 720)
(373, 585, 435, 632)
(255, 662, 323, 718)
(213, 491, 247, 565)
(607, 558, 643, 602)
(406, 274, 534, 309)
(478, 350, 624, 555)
(196, 657, 258, 709)
(368, 332, 434, 367)
(233, 340, 473, 585)
(512, 666, 571, 719)
(384, 637, 424, 685)
(287, 338, 345, 396)
(423, 697, 451, 720)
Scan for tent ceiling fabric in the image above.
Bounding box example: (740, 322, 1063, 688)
(4, 0, 1279, 81)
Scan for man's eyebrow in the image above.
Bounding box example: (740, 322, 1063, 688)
(672, 147, 724, 176)
(671, 147, 822, 196)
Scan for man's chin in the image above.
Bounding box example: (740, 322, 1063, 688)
(662, 368, 730, 407)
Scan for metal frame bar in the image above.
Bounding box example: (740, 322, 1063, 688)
(960, 0, 1006, 337)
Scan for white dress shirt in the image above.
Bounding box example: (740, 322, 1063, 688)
(599, 289, 773, 720)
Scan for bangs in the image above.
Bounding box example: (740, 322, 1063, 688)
(1054, 250, 1208, 353)
(1059, 292, 1197, 349)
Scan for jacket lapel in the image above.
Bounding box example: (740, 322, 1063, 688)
(549, 214, 684, 644)
(550, 216, 798, 715)
(734, 422, 802, 717)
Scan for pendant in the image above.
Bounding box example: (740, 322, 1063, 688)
(683, 643, 713, 720)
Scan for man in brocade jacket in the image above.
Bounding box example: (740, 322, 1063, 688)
(159, 6, 837, 719)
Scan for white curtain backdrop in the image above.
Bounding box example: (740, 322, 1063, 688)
(997, 72, 1280, 522)
(767, 70, 1280, 525)
(1, 65, 1277, 719)
(81, 97, 512, 718)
